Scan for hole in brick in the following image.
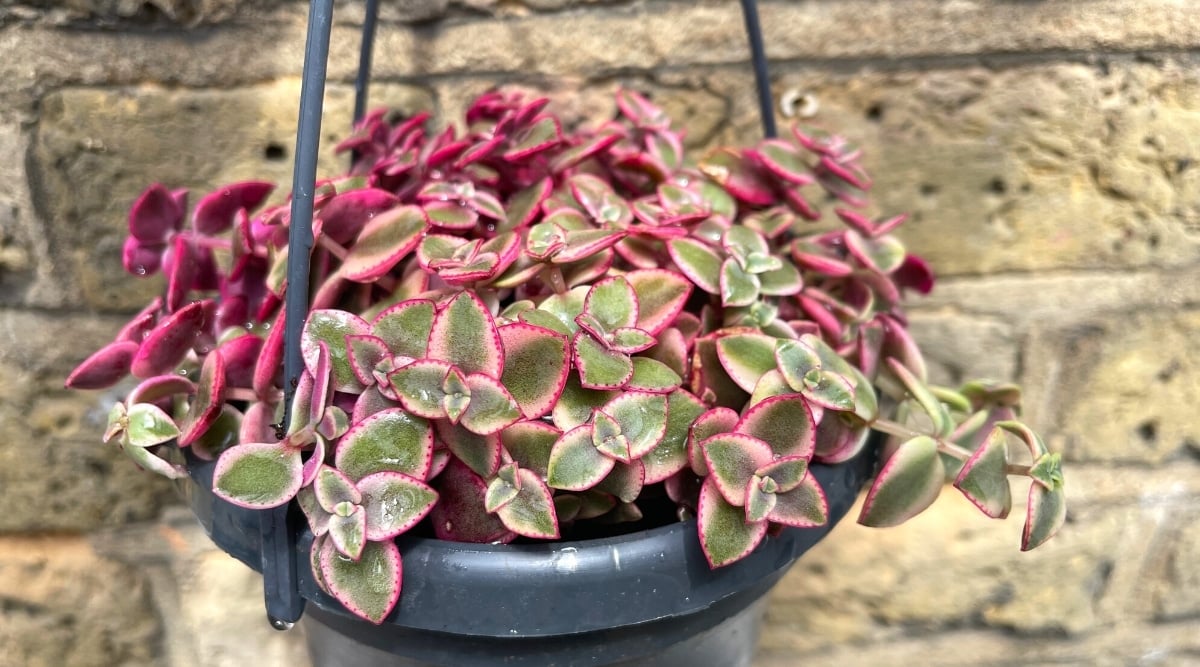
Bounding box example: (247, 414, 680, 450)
(1148, 233, 1161, 249)
(988, 177, 1007, 195)
(1177, 158, 1193, 174)
(264, 143, 287, 161)
(1157, 361, 1181, 382)
(1135, 420, 1159, 445)
(865, 103, 884, 122)
(919, 183, 939, 197)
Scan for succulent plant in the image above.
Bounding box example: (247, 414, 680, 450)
(67, 89, 1065, 625)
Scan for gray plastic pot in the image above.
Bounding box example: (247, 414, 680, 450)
(182, 441, 875, 667)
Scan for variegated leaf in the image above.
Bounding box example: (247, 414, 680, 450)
(334, 408, 433, 482)
(496, 469, 559, 539)
(500, 420, 560, 479)
(715, 332, 779, 393)
(460, 373, 522, 435)
(328, 506, 367, 561)
(212, 441, 303, 509)
(320, 538, 403, 625)
(427, 292, 504, 377)
(625, 269, 693, 336)
(1022, 480, 1066, 551)
(498, 323, 569, 419)
(701, 433, 774, 507)
(302, 310, 370, 393)
(436, 421, 502, 479)
(343, 205, 427, 282)
(124, 402, 181, 448)
(572, 333, 633, 390)
(768, 474, 829, 528)
(698, 477, 768, 568)
(358, 471, 439, 541)
(667, 237, 722, 295)
(859, 436, 945, 527)
(547, 424, 614, 491)
(688, 406, 740, 476)
(953, 427, 1012, 519)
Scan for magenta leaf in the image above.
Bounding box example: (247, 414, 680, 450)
(431, 458, 513, 543)
(66, 340, 139, 390)
(130, 300, 209, 378)
(178, 350, 226, 446)
(316, 188, 400, 245)
(128, 183, 183, 243)
(212, 441, 303, 509)
(697, 477, 768, 568)
(192, 181, 274, 235)
(320, 538, 403, 625)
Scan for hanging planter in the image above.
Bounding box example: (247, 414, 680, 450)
(64, 0, 1068, 664)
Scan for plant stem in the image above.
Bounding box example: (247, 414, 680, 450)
(869, 417, 1033, 477)
(317, 234, 348, 261)
(542, 265, 568, 294)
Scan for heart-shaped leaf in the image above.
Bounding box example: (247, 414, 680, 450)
(698, 477, 768, 568)
(953, 427, 1012, 519)
(428, 292, 504, 377)
(66, 340, 139, 389)
(343, 205, 427, 282)
(859, 436, 945, 527)
(388, 359, 453, 419)
(437, 421, 502, 479)
(626, 269, 693, 336)
(736, 394, 815, 461)
(335, 408, 433, 482)
(547, 424, 614, 491)
(498, 323, 569, 419)
(887, 358, 952, 437)
(1022, 480, 1066, 551)
(212, 441, 303, 509)
(755, 455, 810, 493)
(552, 372, 616, 431)
(627, 357, 682, 393)
(688, 406, 740, 476)
(346, 334, 390, 388)
(460, 373, 522, 435)
(572, 333, 633, 390)
(745, 476, 778, 523)
(715, 332, 779, 393)
(600, 391, 669, 461)
(302, 310, 370, 393)
(485, 469, 521, 513)
(124, 402, 181, 448)
(720, 258, 759, 307)
(754, 139, 812, 184)
(130, 300, 209, 378)
(500, 421, 560, 479)
(667, 238, 722, 295)
(178, 351, 226, 446)
(431, 459, 513, 543)
(424, 199, 478, 230)
(371, 300, 435, 360)
(641, 390, 705, 485)
(496, 468, 559, 539)
(320, 538, 402, 625)
(358, 471, 438, 540)
(702, 433, 774, 506)
(583, 276, 639, 333)
(768, 474, 828, 527)
(328, 506, 367, 561)
(315, 465, 361, 513)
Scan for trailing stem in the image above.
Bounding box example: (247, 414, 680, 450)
(868, 417, 1034, 476)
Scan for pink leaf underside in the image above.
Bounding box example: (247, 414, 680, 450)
(300, 436, 327, 487)
(192, 181, 275, 235)
(342, 205, 429, 282)
(66, 340, 139, 389)
(127, 374, 195, 405)
(130, 300, 209, 378)
(253, 310, 286, 398)
(116, 298, 161, 343)
(702, 433, 775, 507)
(320, 538, 403, 625)
(624, 269, 693, 336)
(812, 415, 871, 464)
(178, 350, 226, 446)
(238, 400, 277, 445)
(212, 441, 303, 509)
(316, 188, 400, 245)
(497, 323, 569, 420)
(700, 149, 776, 207)
(335, 407, 434, 482)
(357, 471, 439, 541)
(735, 394, 816, 460)
(218, 333, 263, 390)
(301, 310, 371, 393)
(128, 183, 183, 243)
(698, 476, 768, 569)
(427, 292, 504, 378)
(688, 406, 741, 476)
(431, 458, 513, 543)
(715, 332, 779, 393)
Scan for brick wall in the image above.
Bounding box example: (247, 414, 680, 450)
(1, 1, 1197, 665)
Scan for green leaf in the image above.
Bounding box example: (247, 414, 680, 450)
(334, 408, 433, 482)
(756, 261, 803, 296)
(798, 369, 857, 412)
(768, 474, 828, 528)
(801, 334, 877, 421)
(356, 471, 437, 538)
(485, 464, 522, 513)
(1029, 451, 1064, 491)
(859, 436, 945, 527)
(745, 477, 777, 523)
(698, 477, 768, 568)
(572, 333, 633, 389)
(315, 465, 362, 513)
(583, 276, 638, 332)
(436, 421, 501, 479)
(594, 460, 645, 504)
(121, 441, 188, 479)
(371, 300, 435, 359)
(626, 269, 693, 336)
(775, 338, 821, 392)
(601, 391, 669, 461)
(552, 372, 616, 431)
(302, 310, 370, 393)
(343, 205, 427, 282)
(747, 369, 794, 407)
(627, 357, 682, 393)
(1022, 481, 1066, 551)
(887, 358, 952, 437)
(953, 427, 1012, 519)
(719, 257, 760, 307)
(642, 390, 706, 484)
(845, 229, 906, 274)
(997, 420, 1051, 459)
(735, 394, 816, 459)
(688, 407, 740, 476)
(702, 433, 774, 506)
(547, 424, 615, 491)
(328, 506, 367, 561)
(460, 374, 522, 435)
(427, 292, 503, 378)
(500, 421, 560, 479)
(388, 359, 451, 419)
(667, 238, 722, 295)
(536, 286, 589, 335)
(755, 455, 809, 493)
(498, 323, 569, 419)
(715, 332, 780, 393)
(319, 539, 403, 625)
(608, 327, 656, 354)
(124, 402, 181, 448)
(104, 401, 127, 443)
(496, 469, 559, 539)
(212, 441, 303, 509)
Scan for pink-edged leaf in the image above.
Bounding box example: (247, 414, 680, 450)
(218, 333, 262, 391)
(699, 149, 775, 207)
(859, 436, 945, 527)
(431, 458, 513, 542)
(500, 420, 560, 479)
(460, 373, 522, 435)
(315, 465, 361, 513)
(123, 402, 181, 448)
(300, 436, 327, 487)
(736, 394, 817, 460)
(642, 390, 706, 485)
(388, 359, 451, 419)
(688, 407, 739, 476)
(997, 420, 1051, 460)
(591, 411, 631, 461)
(694, 335, 751, 413)
(238, 400, 277, 445)
(335, 408, 434, 482)
(328, 506, 367, 561)
(547, 424, 614, 491)
(130, 300, 208, 378)
(701, 433, 774, 506)
(607, 327, 656, 354)
(886, 357, 951, 436)
(316, 188, 400, 245)
(698, 476, 768, 568)
(595, 460, 645, 504)
(496, 468, 559, 539)
(552, 228, 626, 265)
(177, 351, 226, 446)
(953, 427, 1012, 519)
(428, 292, 503, 377)
(302, 310, 370, 393)
(192, 181, 274, 235)
(667, 238, 722, 295)
(549, 130, 623, 173)
(316, 406, 350, 441)
(498, 323, 569, 420)
(880, 314, 928, 383)
(551, 372, 616, 431)
(753, 140, 812, 184)
(212, 441, 303, 509)
(504, 116, 563, 160)
(253, 311, 285, 398)
(128, 183, 183, 243)
(372, 299, 435, 359)
(351, 385, 399, 422)
(755, 455, 810, 493)
(1022, 479, 1066, 551)
(790, 241, 855, 277)
(298, 487, 331, 537)
(358, 471, 439, 541)
(485, 470, 521, 513)
(127, 374, 195, 406)
(768, 474, 829, 527)
(720, 257, 759, 307)
(757, 262, 803, 296)
(715, 332, 779, 393)
(498, 178, 552, 232)
(627, 357, 682, 394)
(625, 269, 693, 336)
(468, 190, 505, 220)
(601, 391, 669, 461)
(813, 414, 872, 464)
(572, 333, 633, 390)
(346, 334, 390, 387)
(571, 174, 631, 226)
(745, 476, 778, 523)
(120, 439, 188, 479)
(582, 276, 639, 332)
(424, 200, 478, 230)
(437, 421, 502, 479)
(644, 327, 688, 378)
(748, 369, 793, 406)
(342, 205, 427, 282)
(320, 538, 402, 625)
(616, 88, 669, 128)
(66, 340, 139, 389)
(845, 229, 906, 275)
